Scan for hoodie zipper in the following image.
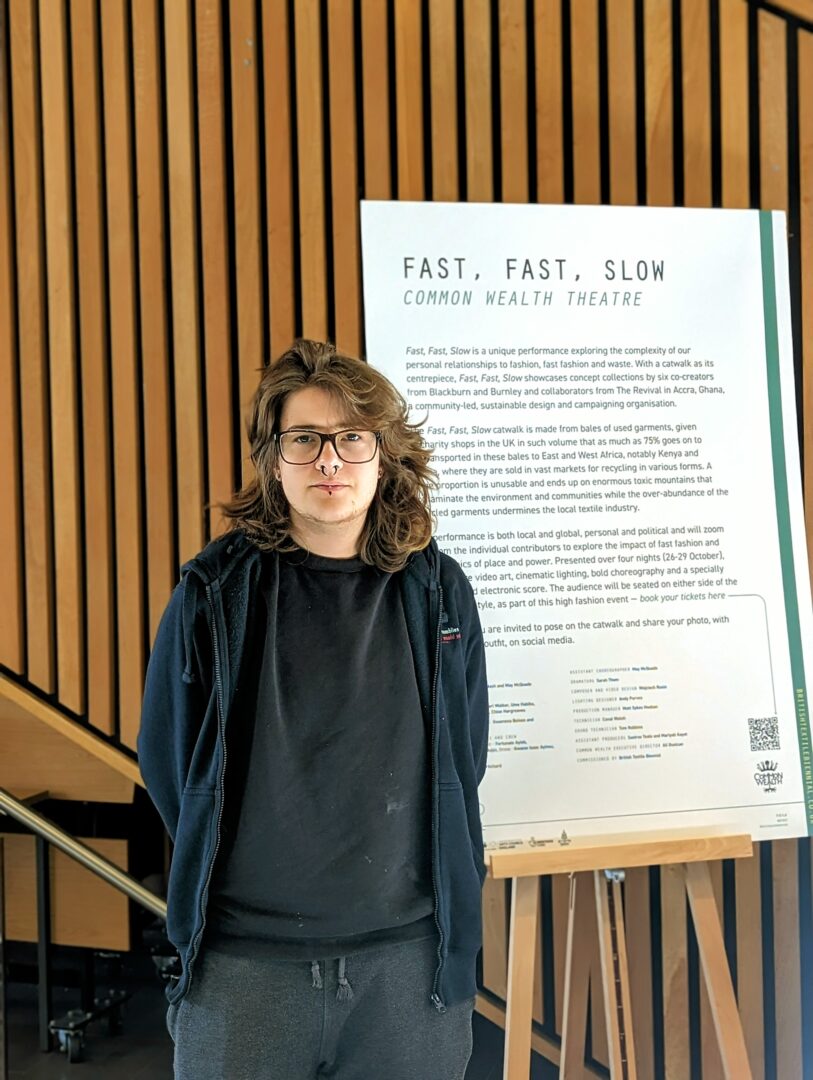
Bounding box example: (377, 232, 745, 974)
(180, 581, 227, 994)
(429, 582, 446, 1013)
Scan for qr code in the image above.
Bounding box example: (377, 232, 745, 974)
(748, 716, 780, 752)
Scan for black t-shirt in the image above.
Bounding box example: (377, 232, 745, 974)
(207, 548, 435, 957)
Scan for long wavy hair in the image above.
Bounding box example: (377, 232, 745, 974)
(220, 340, 436, 572)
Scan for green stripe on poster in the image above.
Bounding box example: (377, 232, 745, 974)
(759, 211, 813, 834)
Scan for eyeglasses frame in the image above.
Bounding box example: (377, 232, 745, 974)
(274, 428, 381, 465)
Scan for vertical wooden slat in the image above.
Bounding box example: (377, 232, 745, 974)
(0, 0, 25, 673)
(327, 0, 362, 356)
(294, 0, 328, 337)
(735, 845, 765, 1080)
(607, 0, 637, 206)
(551, 872, 569, 1033)
(759, 11, 788, 213)
(394, 0, 423, 200)
(719, 0, 750, 209)
(681, 0, 712, 207)
(9, 0, 54, 694)
(699, 861, 724, 1080)
(262, 0, 296, 358)
(625, 866, 655, 1079)
(164, 0, 205, 564)
(196, 0, 235, 529)
(429, 0, 458, 202)
(773, 840, 802, 1080)
(498, 0, 527, 202)
(644, 0, 673, 206)
(481, 873, 508, 999)
(132, 0, 175, 637)
(463, 0, 492, 202)
(230, 0, 264, 474)
(505, 877, 540, 1072)
(570, 0, 600, 205)
(661, 864, 689, 1080)
(361, 0, 392, 201)
(71, 0, 114, 733)
(589, 930, 609, 1068)
(800, 30, 813, 571)
(536, 0, 563, 204)
(100, 0, 144, 748)
(39, 0, 84, 714)
(532, 878, 544, 1025)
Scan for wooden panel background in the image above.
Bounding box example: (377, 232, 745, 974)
(0, 834, 129, 950)
(1, 0, 812, 1073)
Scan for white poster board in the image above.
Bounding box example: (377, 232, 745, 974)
(361, 201, 813, 845)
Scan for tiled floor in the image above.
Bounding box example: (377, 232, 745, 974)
(5, 966, 558, 1079)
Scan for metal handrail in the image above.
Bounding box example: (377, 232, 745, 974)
(0, 787, 167, 921)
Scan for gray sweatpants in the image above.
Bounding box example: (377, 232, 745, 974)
(167, 936, 474, 1079)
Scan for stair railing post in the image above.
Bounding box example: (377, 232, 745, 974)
(35, 836, 52, 1052)
(1, 836, 9, 1079)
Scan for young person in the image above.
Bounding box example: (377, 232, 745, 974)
(138, 340, 489, 1079)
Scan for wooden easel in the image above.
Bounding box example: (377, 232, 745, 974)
(488, 831, 754, 1079)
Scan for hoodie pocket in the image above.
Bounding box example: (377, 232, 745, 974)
(166, 789, 216, 946)
(437, 782, 484, 947)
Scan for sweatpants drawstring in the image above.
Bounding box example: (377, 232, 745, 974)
(336, 957, 354, 1002)
(311, 961, 323, 989)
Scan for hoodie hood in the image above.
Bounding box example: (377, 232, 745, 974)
(179, 530, 257, 685)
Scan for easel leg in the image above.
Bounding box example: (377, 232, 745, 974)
(503, 876, 540, 1080)
(594, 871, 637, 1079)
(560, 873, 594, 1079)
(684, 862, 753, 1080)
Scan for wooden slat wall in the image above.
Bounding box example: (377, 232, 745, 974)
(682, 0, 712, 207)
(535, 0, 563, 203)
(645, 0, 674, 206)
(0, 0, 25, 674)
(71, 0, 115, 734)
(570, 0, 600, 205)
(499, 0, 529, 203)
(39, 0, 84, 716)
(394, 0, 424, 202)
(133, 0, 175, 642)
(164, 0, 205, 567)
(465, 0, 493, 202)
(9, 0, 54, 695)
(230, 0, 264, 479)
(101, 0, 144, 751)
(196, 0, 235, 530)
(296, 0, 330, 338)
(361, 0, 392, 201)
(264, 0, 297, 371)
(607, 0, 637, 206)
(328, 0, 363, 354)
(1, 1, 812, 1072)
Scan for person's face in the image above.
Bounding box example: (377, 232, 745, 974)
(276, 386, 381, 553)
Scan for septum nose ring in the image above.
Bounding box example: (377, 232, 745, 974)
(319, 463, 340, 476)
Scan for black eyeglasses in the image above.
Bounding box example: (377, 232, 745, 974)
(275, 429, 381, 465)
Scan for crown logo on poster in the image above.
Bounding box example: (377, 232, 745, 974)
(754, 761, 784, 793)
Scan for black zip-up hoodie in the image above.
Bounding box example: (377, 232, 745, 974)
(138, 530, 489, 1010)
